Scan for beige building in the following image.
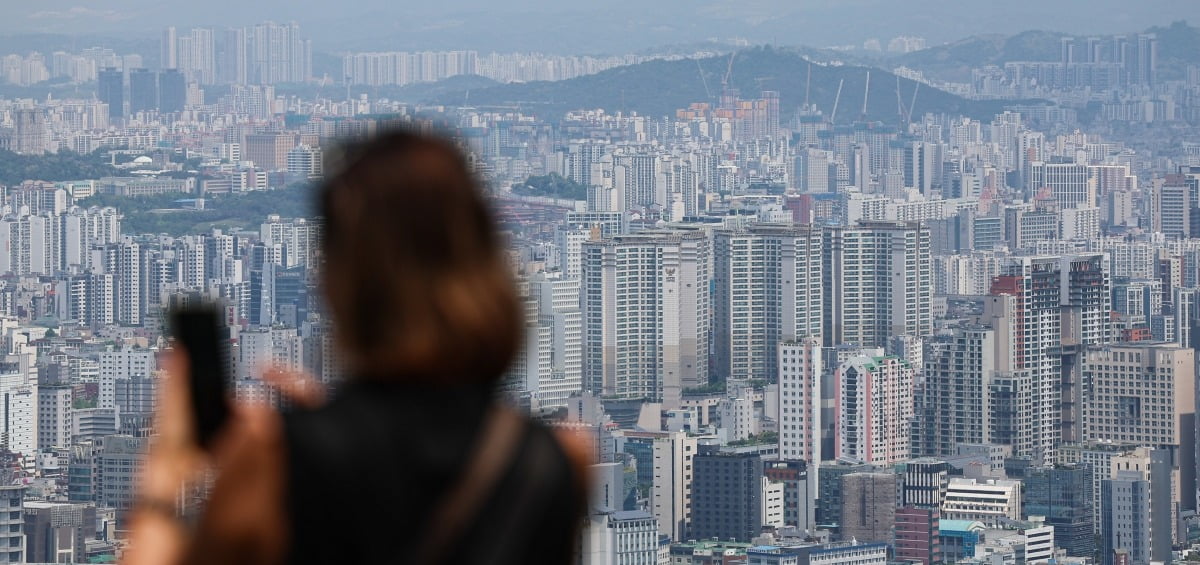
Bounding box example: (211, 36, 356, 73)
(1080, 343, 1195, 448)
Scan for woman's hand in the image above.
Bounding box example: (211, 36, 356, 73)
(140, 349, 209, 501)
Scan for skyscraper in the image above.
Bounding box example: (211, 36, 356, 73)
(990, 254, 1112, 464)
(161, 26, 178, 69)
(128, 68, 158, 114)
(247, 21, 312, 84)
(582, 229, 709, 408)
(216, 27, 248, 85)
(97, 67, 124, 118)
(713, 223, 822, 382)
(178, 27, 216, 84)
(158, 69, 187, 113)
(823, 221, 932, 349)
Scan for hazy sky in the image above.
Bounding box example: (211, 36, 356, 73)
(4, 0, 1198, 53)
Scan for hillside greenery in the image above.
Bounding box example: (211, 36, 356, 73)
(512, 173, 587, 200)
(432, 46, 1019, 124)
(0, 149, 118, 186)
(79, 184, 317, 236)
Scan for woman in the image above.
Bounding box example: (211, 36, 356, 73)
(125, 131, 588, 564)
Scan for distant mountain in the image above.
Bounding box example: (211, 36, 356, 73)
(891, 31, 1066, 82)
(429, 46, 1021, 124)
(894, 21, 1198, 82)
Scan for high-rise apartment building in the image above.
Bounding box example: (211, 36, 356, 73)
(508, 272, 583, 409)
(778, 338, 823, 464)
(582, 230, 709, 407)
(247, 21, 312, 84)
(823, 222, 931, 349)
(714, 224, 822, 381)
(989, 254, 1112, 463)
(836, 355, 913, 464)
(1027, 161, 1092, 208)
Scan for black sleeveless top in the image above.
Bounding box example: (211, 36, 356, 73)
(281, 379, 583, 564)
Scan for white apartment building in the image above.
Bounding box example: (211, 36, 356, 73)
(823, 222, 932, 349)
(778, 338, 822, 464)
(98, 347, 156, 410)
(713, 224, 822, 382)
(582, 230, 709, 408)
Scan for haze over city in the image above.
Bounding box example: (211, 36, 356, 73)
(0, 1, 1198, 564)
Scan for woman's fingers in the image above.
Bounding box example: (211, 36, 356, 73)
(261, 366, 327, 409)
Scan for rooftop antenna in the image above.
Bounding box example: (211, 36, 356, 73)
(859, 70, 871, 122)
(830, 78, 844, 124)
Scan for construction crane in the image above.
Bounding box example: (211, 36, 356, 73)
(696, 59, 713, 101)
(804, 61, 812, 112)
(830, 78, 844, 124)
(859, 71, 871, 122)
(896, 75, 905, 127)
(907, 81, 921, 124)
(722, 51, 736, 88)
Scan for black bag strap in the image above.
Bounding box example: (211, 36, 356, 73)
(413, 405, 527, 565)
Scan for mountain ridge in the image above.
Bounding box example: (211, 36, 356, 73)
(427, 46, 1027, 124)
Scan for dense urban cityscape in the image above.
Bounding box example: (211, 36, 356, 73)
(0, 3, 1197, 564)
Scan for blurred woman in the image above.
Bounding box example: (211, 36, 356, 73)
(124, 131, 588, 565)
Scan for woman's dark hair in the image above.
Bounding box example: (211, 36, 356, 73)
(318, 130, 520, 383)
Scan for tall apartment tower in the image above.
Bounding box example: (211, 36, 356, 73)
(161, 26, 178, 69)
(836, 355, 914, 464)
(714, 223, 822, 381)
(989, 254, 1112, 464)
(582, 230, 709, 408)
(507, 272, 583, 409)
(778, 338, 823, 464)
(823, 221, 932, 349)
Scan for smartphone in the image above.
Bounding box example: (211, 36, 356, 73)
(169, 305, 231, 449)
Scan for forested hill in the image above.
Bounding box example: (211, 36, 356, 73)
(0, 149, 118, 186)
(431, 46, 1023, 123)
